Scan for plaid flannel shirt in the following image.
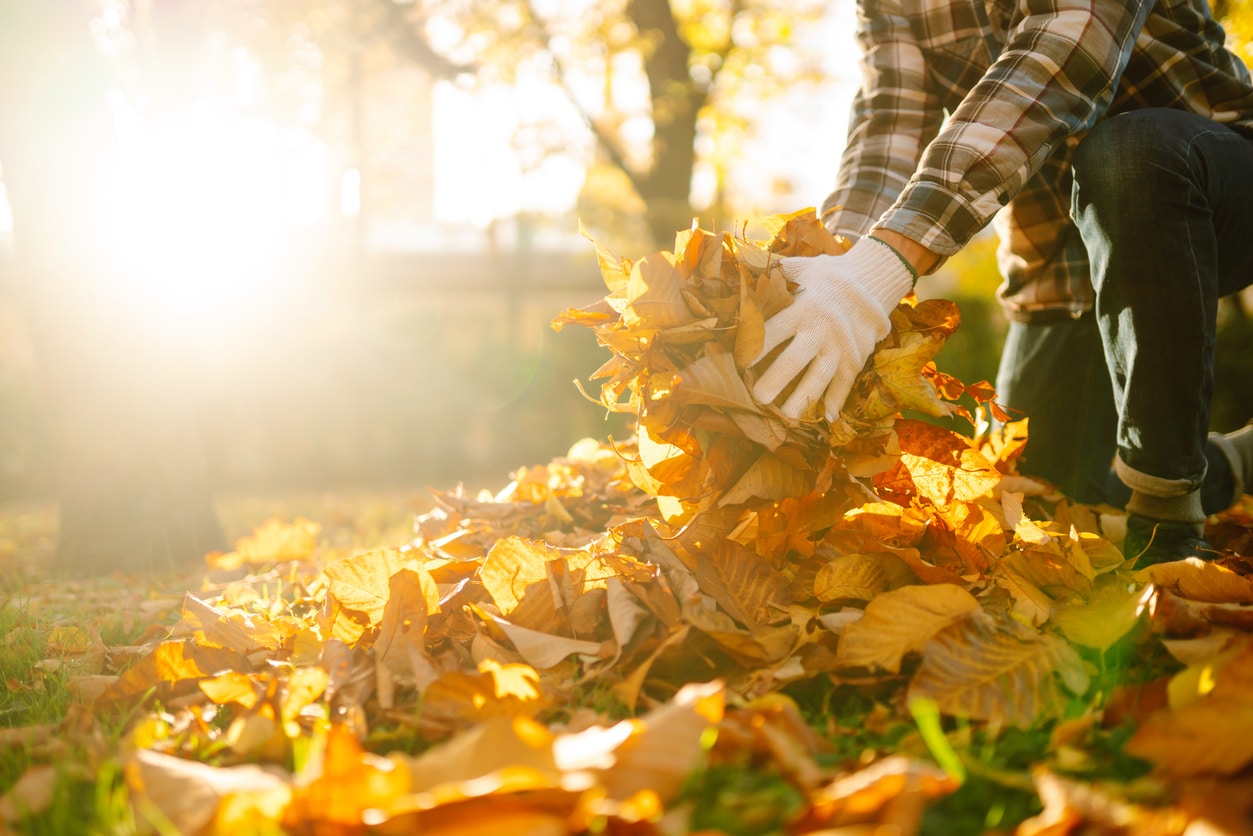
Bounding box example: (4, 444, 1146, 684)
(821, 0, 1253, 321)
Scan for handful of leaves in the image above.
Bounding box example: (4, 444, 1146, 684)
(553, 209, 1004, 538)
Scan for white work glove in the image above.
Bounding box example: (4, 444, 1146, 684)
(751, 236, 915, 421)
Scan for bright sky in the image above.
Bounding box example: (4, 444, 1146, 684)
(0, 4, 861, 244)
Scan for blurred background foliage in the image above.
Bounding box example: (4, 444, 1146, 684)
(0, 0, 1250, 569)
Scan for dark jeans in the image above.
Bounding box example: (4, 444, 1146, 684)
(997, 108, 1253, 506)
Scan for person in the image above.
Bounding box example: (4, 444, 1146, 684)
(752, 0, 1253, 565)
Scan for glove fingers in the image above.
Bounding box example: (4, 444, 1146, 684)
(780, 353, 839, 420)
(753, 305, 802, 366)
(822, 365, 862, 422)
(752, 333, 819, 406)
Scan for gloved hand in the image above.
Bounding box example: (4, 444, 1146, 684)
(751, 236, 915, 421)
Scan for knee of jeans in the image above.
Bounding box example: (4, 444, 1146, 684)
(1071, 109, 1190, 213)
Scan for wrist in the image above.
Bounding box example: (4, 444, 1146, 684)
(838, 237, 915, 310)
(865, 235, 919, 286)
(866, 228, 939, 277)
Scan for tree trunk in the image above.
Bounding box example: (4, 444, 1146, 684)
(627, 0, 706, 246)
(0, 2, 223, 575)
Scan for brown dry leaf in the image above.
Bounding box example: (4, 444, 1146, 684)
(126, 749, 290, 836)
(594, 679, 725, 803)
(1017, 767, 1183, 836)
(682, 601, 799, 667)
(802, 756, 958, 830)
(401, 715, 559, 800)
(1137, 557, 1253, 604)
(835, 584, 981, 673)
(909, 613, 1089, 729)
(475, 606, 605, 670)
(419, 659, 546, 732)
(719, 451, 815, 508)
(0, 765, 57, 825)
(813, 553, 892, 603)
(761, 208, 850, 256)
(1125, 693, 1253, 777)
(209, 517, 320, 571)
(624, 251, 696, 330)
(693, 539, 789, 627)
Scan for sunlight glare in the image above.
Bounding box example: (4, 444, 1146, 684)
(96, 100, 324, 341)
(432, 59, 591, 225)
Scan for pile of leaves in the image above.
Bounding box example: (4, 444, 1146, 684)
(6, 210, 1253, 835)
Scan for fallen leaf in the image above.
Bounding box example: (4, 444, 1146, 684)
(835, 584, 981, 673)
(909, 613, 1089, 729)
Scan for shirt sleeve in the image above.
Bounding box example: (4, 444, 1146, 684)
(873, 0, 1156, 259)
(820, 0, 944, 241)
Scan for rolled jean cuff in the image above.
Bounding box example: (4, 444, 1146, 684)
(1114, 453, 1206, 497)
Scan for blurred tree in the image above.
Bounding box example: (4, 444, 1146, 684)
(230, 0, 833, 249)
(409, 0, 831, 246)
(0, 0, 224, 574)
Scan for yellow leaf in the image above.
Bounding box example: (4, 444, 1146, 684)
(866, 331, 958, 419)
(836, 584, 981, 673)
(480, 537, 566, 615)
(322, 549, 414, 625)
(209, 517, 320, 571)
(992, 566, 1055, 626)
(281, 666, 329, 731)
(374, 567, 440, 665)
(475, 606, 605, 670)
(891, 420, 1001, 505)
(402, 716, 558, 798)
(199, 671, 259, 709)
(44, 624, 92, 655)
(670, 351, 758, 412)
(1052, 580, 1151, 651)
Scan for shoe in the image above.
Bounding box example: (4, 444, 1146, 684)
(1123, 514, 1214, 568)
